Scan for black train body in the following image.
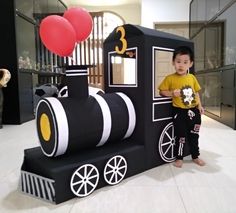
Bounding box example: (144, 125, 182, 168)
(21, 24, 193, 204)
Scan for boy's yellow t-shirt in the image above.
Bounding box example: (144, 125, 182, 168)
(158, 73, 201, 109)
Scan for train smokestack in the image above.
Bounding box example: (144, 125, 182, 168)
(65, 65, 89, 99)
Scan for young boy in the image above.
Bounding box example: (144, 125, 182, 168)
(158, 46, 205, 168)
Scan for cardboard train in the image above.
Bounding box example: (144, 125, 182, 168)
(20, 24, 193, 204)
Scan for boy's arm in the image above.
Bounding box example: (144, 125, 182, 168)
(159, 89, 181, 97)
(159, 90, 172, 97)
(195, 92, 204, 114)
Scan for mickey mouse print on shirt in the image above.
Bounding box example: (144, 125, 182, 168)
(180, 86, 196, 106)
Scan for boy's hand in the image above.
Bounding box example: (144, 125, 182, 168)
(198, 106, 205, 114)
(172, 89, 181, 97)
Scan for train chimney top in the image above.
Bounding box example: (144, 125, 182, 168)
(65, 65, 89, 100)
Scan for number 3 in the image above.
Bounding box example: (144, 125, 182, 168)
(115, 26, 127, 54)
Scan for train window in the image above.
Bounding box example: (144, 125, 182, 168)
(153, 47, 175, 99)
(108, 48, 137, 87)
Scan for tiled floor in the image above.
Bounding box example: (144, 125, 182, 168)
(1, 115, 236, 213)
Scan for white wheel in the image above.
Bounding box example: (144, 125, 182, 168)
(70, 164, 99, 197)
(159, 122, 176, 162)
(104, 155, 127, 185)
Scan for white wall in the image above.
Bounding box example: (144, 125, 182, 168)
(69, 4, 141, 25)
(67, 0, 191, 27)
(141, 0, 191, 28)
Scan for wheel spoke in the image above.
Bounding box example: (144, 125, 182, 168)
(109, 172, 115, 182)
(116, 158, 123, 167)
(84, 183, 88, 195)
(88, 174, 98, 180)
(105, 170, 113, 175)
(86, 167, 94, 178)
(171, 143, 174, 158)
(164, 143, 172, 155)
(118, 165, 126, 170)
(165, 131, 172, 141)
(117, 170, 124, 178)
(84, 166, 87, 178)
(72, 180, 83, 186)
(161, 140, 172, 146)
(107, 164, 115, 171)
(76, 182, 85, 194)
(115, 173, 118, 183)
(75, 171, 84, 180)
(87, 180, 96, 188)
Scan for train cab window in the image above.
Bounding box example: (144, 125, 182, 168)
(108, 48, 137, 87)
(153, 47, 175, 98)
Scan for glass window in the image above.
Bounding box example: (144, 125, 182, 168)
(48, 0, 61, 13)
(153, 47, 174, 98)
(108, 48, 137, 87)
(34, 0, 49, 15)
(206, 0, 220, 21)
(34, 0, 66, 14)
(193, 29, 205, 71)
(192, 1, 236, 69)
(216, 2, 236, 65)
(197, 0, 207, 27)
(15, 0, 34, 19)
(205, 21, 224, 69)
(58, 0, 67, 13)
(190, 0, 206, 38)
(15, 15, 36, 71)
(220, 0, 232, 10)
(200, 72, 221, 117)
(190, 0, 198, 37)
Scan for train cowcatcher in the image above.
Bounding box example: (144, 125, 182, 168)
(20, 24, 193, 204)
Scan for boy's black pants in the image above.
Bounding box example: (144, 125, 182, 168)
(173, 107, 201, 160)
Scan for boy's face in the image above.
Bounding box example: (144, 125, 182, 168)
(172, 54, 193, 76)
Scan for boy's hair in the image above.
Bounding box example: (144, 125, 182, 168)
(173, 46, 194, 62)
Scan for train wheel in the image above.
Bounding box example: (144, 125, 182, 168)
(70, 164, 99, 197)
(159, 122, 176, 162)
(104, 155, 127, 185)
